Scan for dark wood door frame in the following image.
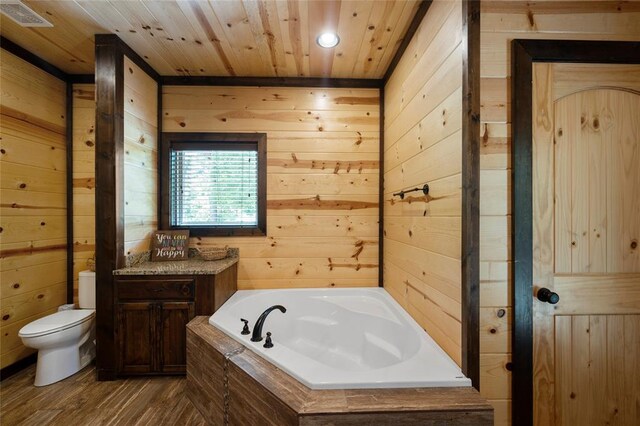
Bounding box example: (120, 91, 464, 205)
(511, 39, 640, 425)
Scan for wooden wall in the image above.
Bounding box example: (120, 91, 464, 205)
(72, 84, 95, 304)
(123, 56, 158, 256)
(383, 0, 463, 366)
(162, 85, 380, 289)
(0, 49, 67, 368)
(479, 3, 640, 424)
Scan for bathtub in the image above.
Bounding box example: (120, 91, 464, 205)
(209, 288, 471, 389)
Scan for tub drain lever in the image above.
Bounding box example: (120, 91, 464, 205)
(264, 332, 274, 348)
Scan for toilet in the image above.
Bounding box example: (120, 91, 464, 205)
(19, 270, 96, 386)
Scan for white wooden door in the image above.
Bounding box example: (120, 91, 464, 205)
(532, 63, 640, 425)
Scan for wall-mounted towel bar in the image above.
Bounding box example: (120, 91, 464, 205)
(393, 184, 429, 200)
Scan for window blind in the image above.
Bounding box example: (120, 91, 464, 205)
(169, 149, 258, 227)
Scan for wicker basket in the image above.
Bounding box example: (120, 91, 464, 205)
(197, 246, 229, 261)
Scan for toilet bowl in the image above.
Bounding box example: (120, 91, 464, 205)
(19, 270, 96, 386)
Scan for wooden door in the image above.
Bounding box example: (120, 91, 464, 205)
(158, 301, 195, 374)
(532, 63, 640, 425)
(117, 302, 156, 374)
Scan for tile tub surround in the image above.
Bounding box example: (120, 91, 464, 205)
(186, 317, 493, 425)
(115, 249, 239, 275)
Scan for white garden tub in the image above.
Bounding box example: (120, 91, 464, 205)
(209, 288, 471, 390)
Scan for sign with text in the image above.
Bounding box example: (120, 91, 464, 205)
(151, 230, 190, 261)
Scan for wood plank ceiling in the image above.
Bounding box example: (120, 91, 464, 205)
(0, 0, 421, 78)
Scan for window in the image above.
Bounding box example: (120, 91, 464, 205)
(160, 133, 266, 236)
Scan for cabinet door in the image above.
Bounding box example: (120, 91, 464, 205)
(117, 302, 156, 374)
(158, 301, 195, 373)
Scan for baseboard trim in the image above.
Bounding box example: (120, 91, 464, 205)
(96, 368, 117, 381)
(0, 353, 37, 381)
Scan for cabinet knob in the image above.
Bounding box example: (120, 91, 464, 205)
(537, 288, 559, 305)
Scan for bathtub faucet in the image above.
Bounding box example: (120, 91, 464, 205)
(251, 305, 286, 342)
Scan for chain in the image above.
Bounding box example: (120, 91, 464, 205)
(222, 346, 245, 425)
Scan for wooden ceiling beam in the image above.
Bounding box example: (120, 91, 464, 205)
(160, 75, 382, 88)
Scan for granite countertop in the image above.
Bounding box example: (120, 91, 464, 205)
(113, 248, 239, 276)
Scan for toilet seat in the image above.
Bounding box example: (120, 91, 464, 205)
(19, 310, 95, 338)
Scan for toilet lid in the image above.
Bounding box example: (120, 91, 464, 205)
(19, 310, 95, 337)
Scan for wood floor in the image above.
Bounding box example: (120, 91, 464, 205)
(0, 364, 206, 425)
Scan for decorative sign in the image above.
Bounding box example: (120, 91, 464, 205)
(151, 230, 190, 261)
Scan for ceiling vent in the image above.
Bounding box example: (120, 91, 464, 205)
(0, 1, 53, 27)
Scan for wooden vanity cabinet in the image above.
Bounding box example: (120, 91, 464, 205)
(116, 300, 195, 374)
(114, 264, 237, 376)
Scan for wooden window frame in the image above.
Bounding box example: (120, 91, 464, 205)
(160, 132, 267, 237)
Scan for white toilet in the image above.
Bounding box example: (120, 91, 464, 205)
(19, 270, 96, 386)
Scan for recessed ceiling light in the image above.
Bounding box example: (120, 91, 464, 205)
(316, 32, 340, 48)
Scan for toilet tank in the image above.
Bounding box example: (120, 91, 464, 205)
(78, 270, 96, 309)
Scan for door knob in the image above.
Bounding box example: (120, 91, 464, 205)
(537, 288, 559, 304)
